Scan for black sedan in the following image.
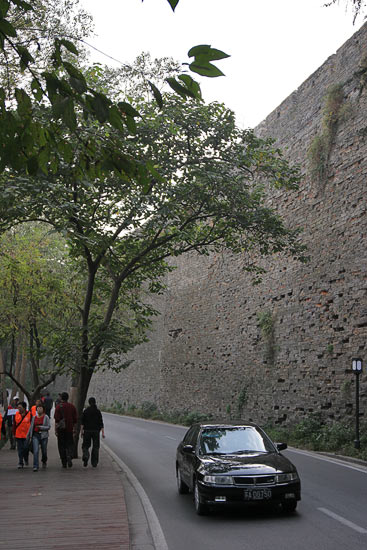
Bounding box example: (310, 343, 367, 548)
(176, 422, 301, 515)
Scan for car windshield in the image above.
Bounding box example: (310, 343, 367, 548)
(199, 427, 275, 455)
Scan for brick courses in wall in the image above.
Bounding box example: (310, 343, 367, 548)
(89, 23, 367, 426)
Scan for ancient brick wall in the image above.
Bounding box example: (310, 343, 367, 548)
(89, 24, 367, 425)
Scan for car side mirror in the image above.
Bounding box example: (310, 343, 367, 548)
(182, 444, 195, 454)
(276, 442, 287, 452)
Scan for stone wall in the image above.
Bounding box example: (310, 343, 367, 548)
(89, 24, 367, 425)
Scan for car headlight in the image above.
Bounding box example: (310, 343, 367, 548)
(203, 475, 234, 485)
(276, 472, 299, 484)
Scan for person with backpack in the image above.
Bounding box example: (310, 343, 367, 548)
(12, 401, 32, 469)
(54, 392, 77, 468)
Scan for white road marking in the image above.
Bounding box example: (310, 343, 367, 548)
(318, 508, 367, 534)
(287, 447, 367, 474)
(164, 436, 177, 440)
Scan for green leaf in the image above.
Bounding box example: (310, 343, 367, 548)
(10, 0, 32, 10)
(0, 18, 17, 37)
(31, 78, 43, 101)
(117, 102, 140, 118)
(166, 0, 179, 11)
(178, 75, 202, 100)
(166, 77, 196, 99)
(188, 44, 230, 62)
(0, 1, 10, 19)
(17, 45, 34, 71)
(53, 97, 76, 130)
(149, 81, 163, 109)
(146, 161, 165, 183)
(125, 115, 137, 134)
(27, 156, 39, 176)
(15, 88, 32, 116)
(62, 98, 77, 130)
(189, 61, 224, 78)
(59, 39, 78, 56)
(63, 61, 85, 82)
(69, 76, 87, 94)
(109, 105, 124, 131)
(91, 93, 111, 123)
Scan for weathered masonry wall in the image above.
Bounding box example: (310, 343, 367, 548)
(89, 24, 367, 425)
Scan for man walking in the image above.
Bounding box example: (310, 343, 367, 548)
(43, 392, 53, 418)
(54, 392, 77, 468)
(81, 397, 105, 468)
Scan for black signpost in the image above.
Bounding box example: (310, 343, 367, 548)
(352, 358, 363, 449)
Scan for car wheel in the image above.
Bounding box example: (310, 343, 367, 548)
(194, 481, 208, 515)
(282, 500, 297, 513)
(177, 466, 189, 494)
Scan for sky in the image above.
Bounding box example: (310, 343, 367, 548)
(78, 0, 364, 128)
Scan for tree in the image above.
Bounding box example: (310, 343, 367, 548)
(0, 223, 80, 403)
(324, 0, 367, 22)
(0, 88, 307, 425)
(0, 0, 306, 435)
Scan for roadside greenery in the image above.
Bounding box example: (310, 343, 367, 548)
(264, 415, 367, 461)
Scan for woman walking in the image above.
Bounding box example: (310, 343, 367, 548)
(28, 403, 51, 471)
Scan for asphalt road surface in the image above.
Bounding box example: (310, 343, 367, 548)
(103, 413, 367, 550)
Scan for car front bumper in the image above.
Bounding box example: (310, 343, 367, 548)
(197, 480, 301, 506)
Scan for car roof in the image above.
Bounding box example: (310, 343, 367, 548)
(191, 421, 261, 429)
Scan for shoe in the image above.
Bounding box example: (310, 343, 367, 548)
(62, 463, 67, 468)
(67, 459, 72, 468)
(92, 464, 97, 468)
(17, 464, 23, 469)
(33, 467, 38, 472)
(24, 460, 28, 466)
(83, 460, 88, 467)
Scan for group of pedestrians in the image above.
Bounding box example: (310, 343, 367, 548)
(0, 392, 105, 471)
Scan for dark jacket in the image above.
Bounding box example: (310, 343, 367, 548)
(54, 401, 77, 432)
(81, 405, 104, 431)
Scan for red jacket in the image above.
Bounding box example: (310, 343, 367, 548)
(54, 401, 77, 432)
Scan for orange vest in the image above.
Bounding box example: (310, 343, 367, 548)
(14, 411, 32, 438)
(31, 405, 37, 416)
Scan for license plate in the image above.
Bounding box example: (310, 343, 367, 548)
(244, 488, 272, 501)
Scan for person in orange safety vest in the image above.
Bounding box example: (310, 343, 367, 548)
(31, 399, 42, 417)
(12, 402, 32, 468)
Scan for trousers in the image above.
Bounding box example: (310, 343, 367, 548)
(82, 430, 101, 466)
(57, 429, 74, 466)
(32, 434, 48, 469)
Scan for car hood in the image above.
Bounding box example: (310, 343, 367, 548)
(198, 452, 295, 475)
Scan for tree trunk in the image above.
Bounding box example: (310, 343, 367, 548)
(11, 340, 22, 401)
(0, 350, 8, 407)
(72, 365, 94, 458)
(19, 345, 27, 403)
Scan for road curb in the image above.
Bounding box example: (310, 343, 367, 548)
(102, 441, 169, 550)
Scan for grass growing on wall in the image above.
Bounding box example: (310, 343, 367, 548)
(308, 83, 347, 186)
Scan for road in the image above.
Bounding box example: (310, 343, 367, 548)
(103, 413, 367, 550)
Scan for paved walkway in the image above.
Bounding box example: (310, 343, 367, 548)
(0, 432, 130, 549)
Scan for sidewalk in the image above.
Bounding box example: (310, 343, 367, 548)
(0, 432, 130, 549)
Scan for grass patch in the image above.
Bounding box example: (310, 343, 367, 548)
(264, 414, 367, 461)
